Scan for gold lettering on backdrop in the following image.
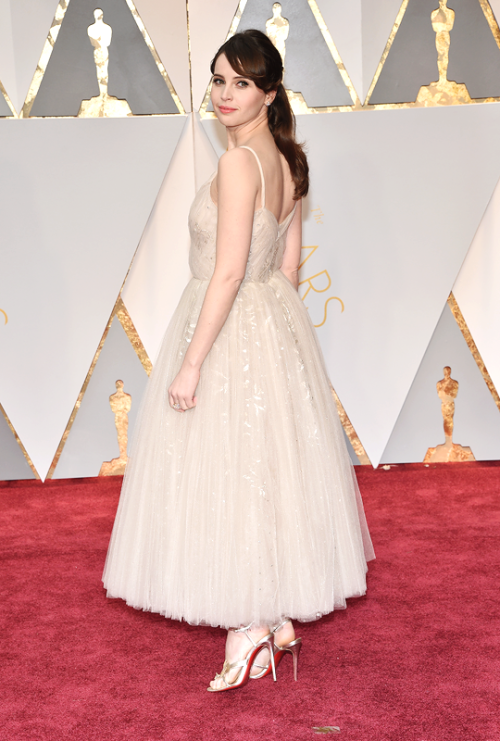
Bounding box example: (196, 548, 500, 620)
(99, 380, 132, 476)
(311, 206, 324, 224)
(299, 257, 344, 328)
(300, 269, 331, 301)
(78, 9, 132, 118)
(424, 366, 475, 463)
(315, 296, 345, 328)
(0, 309, 7, 324)
(299, 245, 319, 270)
(416, 0, 471, 107)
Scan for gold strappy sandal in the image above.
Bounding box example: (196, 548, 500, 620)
(251, 618, 303, 681)
(207, 624, 277, 692)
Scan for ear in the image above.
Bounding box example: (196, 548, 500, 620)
(265, 90, 277, 106)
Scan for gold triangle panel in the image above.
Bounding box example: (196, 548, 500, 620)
(378, 297, 500, 464)
(21, 0, 184, 118)
(0, 403, 40, 480)
(52, 299, 150, 479)
(365, 0, 500, 109)
(448, 292, 500, 412)
(330, 388, 371, 466)
(200, 0, 359, 118)
(45, 297, 151, 480)
(364, 0, 410, 107)
(0, 79, 17, 117)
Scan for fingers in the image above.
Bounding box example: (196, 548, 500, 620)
(168, 391, 197, 412)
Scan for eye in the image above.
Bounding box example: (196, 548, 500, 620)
(237, 80, 249, 88)
(212, 77, 224, 85)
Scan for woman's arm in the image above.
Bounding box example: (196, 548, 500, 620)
(279, 199, 302, 290)
(168, 148, 260, 411)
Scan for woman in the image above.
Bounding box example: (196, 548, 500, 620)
(103, 29, 374, 693)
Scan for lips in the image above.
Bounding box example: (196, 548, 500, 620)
(218, 106, 236, 114)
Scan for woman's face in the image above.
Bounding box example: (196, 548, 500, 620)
(211, 53, 271, 126)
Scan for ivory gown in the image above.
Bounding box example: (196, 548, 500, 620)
(103, 147, 375, 629)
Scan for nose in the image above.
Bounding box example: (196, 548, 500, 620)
(220, 84, 232, 101)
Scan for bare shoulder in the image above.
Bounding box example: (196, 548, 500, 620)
(218, 146, 259, 176)
(217, 147, 261, 197)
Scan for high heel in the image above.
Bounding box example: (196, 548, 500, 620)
(276, 637, 302, 681)
(251, 619, 302, 681)
(207, 624, 276, 692)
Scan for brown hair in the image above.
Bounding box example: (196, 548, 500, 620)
(210, 29, 309, 199)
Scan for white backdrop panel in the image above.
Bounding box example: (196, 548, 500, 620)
(317, 0, 362, 101)
(189, 0, 238, 111)
(0, 116, 185, 480)
(297, 105, 500, 466)
(133, 0, 190, 111)
(204, 103, 500, 466)
(193, 112, 219, 192)
(488, 0, 500, 24)
(361, 0, 402, 103)
(0, 0, 16, 109)
(2, 0, 58, 114)
(453, 173, 500, 399)
(123, 113, 218, 363)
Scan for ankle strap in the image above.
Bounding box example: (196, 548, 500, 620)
(271, 619, 291, 634)
(232, 623, 256, 647)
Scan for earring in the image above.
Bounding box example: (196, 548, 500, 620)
(266, 101, 271, 106)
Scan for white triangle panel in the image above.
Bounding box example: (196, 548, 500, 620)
(291, 104, 500, 466)
(0, 115, 185, 480)
(317, 0, 363, 102)
(361, 0, 402, 103)
(123, 113, 218, 363)
(133, 0, 191, 112)
(202, 116, 227, 158)
(192, 111, 219, 191)
(189, 0, 238, 110)
(489, 0, 500, 25)
(0, 0, 16, 111)
(453, 173, 500, 401)
(7, 0, 58, 114)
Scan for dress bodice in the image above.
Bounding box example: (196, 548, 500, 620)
(188, 147, 296, 283)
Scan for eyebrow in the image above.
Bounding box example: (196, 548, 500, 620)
(212, 74, 251, 80)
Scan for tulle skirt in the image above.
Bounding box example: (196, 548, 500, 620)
(103, 270, 374, 629)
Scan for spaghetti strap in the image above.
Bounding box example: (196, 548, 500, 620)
(239, 146, 266, 209)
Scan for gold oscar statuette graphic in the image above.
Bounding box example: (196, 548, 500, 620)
(78, 9, 132, 118)
(99, 380, 132, 476)
(424, 366, 475, 463)
(265, 2, 309, 114)
(416, 0, 471, 106)
(0, 309, 7, 324)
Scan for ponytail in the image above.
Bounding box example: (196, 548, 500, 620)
(268, 84, 309, 199)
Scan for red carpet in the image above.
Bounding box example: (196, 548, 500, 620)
(1, 462, 499, 741)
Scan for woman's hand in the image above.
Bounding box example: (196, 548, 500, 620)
(168, 364, 200, 412)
